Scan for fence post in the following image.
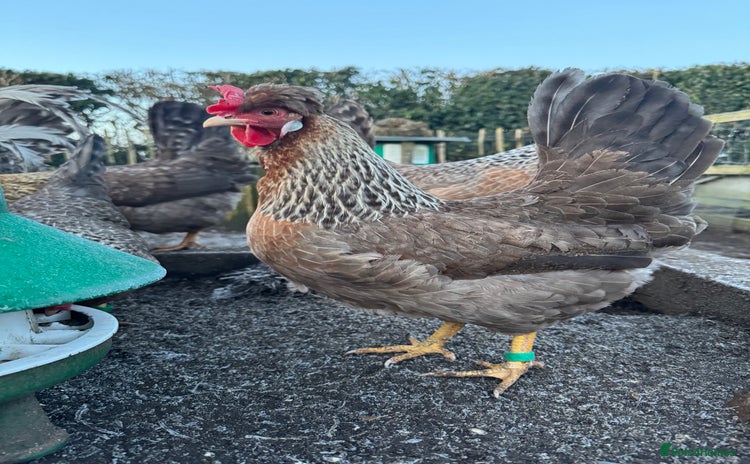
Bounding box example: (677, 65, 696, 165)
(436, 130, 446, 163)
(103, 135, 116, 165)
(495, 128, 504, 153)
(477, 128, 486, 156)
(514, 128, 524, 148)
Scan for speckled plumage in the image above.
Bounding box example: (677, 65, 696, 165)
(9, 135, 157, 262)
(324, 97, 539, 199)
(394, 145, 539, 199)
(231, 69, 723, 335)
(325, 99, 376, 148)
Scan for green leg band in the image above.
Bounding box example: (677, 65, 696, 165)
(504, 351, 535, 362)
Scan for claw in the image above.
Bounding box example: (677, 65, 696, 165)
(423, 360, 545, 397)
(346, 322, 464, 366)
(346, 336, 457, 367)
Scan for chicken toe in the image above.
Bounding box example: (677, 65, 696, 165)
(346, 321, 465, 367)
(423, 332, 543, 397)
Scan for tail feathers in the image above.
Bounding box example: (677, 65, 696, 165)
(523, 69, 724, 246)
(148, 100, 225, 160)
(47, 135, 108, 196)
(527, 68, 586, 152)
(528, 70, 723, 188)
(325, 99, 376, 148)
(528, 69, 723, 192)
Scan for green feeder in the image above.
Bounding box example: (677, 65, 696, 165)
(0, 185, 166, 463)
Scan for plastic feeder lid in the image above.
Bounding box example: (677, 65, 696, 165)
(0, 186, 166, 313)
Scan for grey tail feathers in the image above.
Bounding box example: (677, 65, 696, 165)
(528, 69, 723, 185)
(48, 134, 108, 196)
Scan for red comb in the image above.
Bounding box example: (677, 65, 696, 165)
(207, 85, 245, 115)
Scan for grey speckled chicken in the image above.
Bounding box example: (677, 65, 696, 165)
(9, 135, 157, 263)
(107, 101, 258, 251)
(204, 69, 722, 396)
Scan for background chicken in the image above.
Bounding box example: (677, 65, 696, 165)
(9, 135, 156, 263)
(0, 84, 97, 174)
(105, 100, 258, 251)
(204, 69, 722, 397)
(324, 99, 376, 148)
(0, 84, 117, 203)
(1, 98, 258, 252)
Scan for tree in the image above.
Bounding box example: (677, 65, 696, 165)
(660, 64, 750, 114)
(443, 68, 552, 134)
(200, 67, 365, 105)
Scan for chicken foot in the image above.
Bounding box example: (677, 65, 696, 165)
(424, 332, 544, 397)
(346, 321, 465, 367)
(151, 231, 202, 252)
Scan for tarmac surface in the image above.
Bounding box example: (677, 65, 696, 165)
(30, 263, 750, 463)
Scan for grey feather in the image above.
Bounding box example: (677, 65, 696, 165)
(9, 135, 157, 262)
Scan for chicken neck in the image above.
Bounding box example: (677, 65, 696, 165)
(254, 115, 443, 229)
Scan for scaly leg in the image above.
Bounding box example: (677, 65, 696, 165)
(424, 332, 544, 397)
(152, 231, 202, 252)
(346, 321, 465, 367)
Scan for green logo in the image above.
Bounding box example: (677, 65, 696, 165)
(660, 442, 737, 457)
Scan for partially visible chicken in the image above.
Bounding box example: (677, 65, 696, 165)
(0, 84, 112, 201)
(0, 97, 257, 251)
(0, 84, 94, 174)
(106, 101, 258, 251)
(9, 135, 157, 263)
(204, 69, 722, 396)
(325, 99, 376, 148)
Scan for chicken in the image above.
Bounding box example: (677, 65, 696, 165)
(9, 135, 157, 263)
(106, 101, 258, 251)
(0, 84, 112, 201)
(0, 84, 95, 174)
(203, 70, 722, 396)
(212, 100, 537, 302)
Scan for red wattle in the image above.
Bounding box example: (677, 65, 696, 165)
(231, 126, 277, 147)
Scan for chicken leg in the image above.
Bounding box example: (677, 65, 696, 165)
(347, 321, 465, 367)
(425, 332, 544, 397)
(151, 231, 202, 252)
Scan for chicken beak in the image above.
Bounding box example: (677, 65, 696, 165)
(203, 116, 247, 128)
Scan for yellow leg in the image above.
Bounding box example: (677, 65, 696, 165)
(152, 231, 202, 252)
(424, 332, 544, 398)
(346, 322, 465, 367)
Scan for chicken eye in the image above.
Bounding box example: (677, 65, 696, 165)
(260, 109, 277, 116)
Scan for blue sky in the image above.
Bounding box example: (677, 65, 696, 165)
(2, 0, 748, 75)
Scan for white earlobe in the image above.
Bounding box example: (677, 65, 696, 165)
(281, 120, 303, 137)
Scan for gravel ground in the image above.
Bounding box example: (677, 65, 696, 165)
(30, 273, 750, 464)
